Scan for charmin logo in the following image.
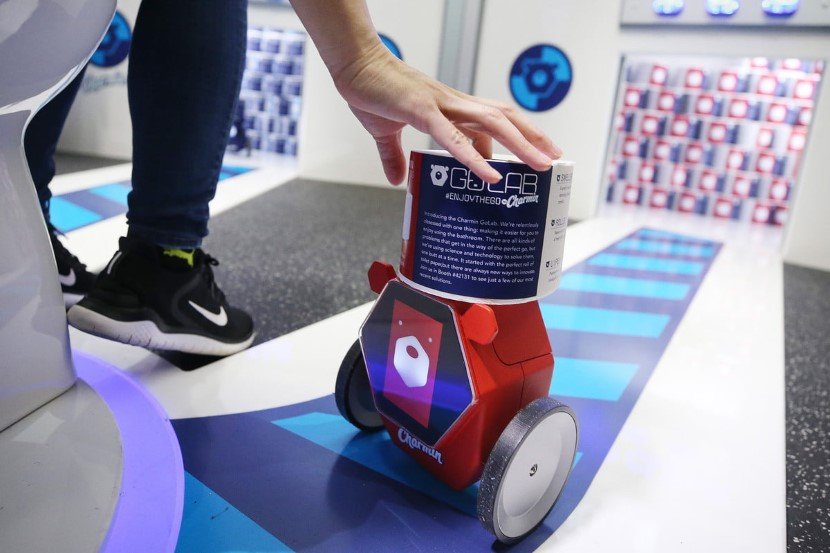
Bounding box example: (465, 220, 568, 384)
(397, 427, 443, 464)
(430, 165, 449, 187)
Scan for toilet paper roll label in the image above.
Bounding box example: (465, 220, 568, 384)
(400, 150, 573, 304)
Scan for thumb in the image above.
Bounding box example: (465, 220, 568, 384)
(375, 132, 407, 185)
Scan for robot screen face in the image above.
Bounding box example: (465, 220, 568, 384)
(383, 301, 443, 428)
(360, 281, 474, 446)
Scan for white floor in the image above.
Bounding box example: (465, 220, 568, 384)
(545, 211, 786, 552)
(62, 166, 786, 552)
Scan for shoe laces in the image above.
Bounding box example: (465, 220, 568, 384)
(201, 254, 226, 303)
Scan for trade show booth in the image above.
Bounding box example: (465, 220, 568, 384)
(2, 1, 828, 552)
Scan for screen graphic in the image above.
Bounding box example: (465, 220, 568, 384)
(383, 300, 443, 428)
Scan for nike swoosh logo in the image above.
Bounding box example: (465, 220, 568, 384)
(188, 300, 228, 327)
(106, 251, 122, 275)
(58, 268, 76, 287)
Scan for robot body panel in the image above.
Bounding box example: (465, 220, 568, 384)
(360, 270, 555, 492)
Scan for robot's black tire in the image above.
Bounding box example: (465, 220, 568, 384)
(334, 339, 384, 432)
(477, 397, 579, 544)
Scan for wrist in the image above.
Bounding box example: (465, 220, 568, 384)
(330, 40, 395, 98)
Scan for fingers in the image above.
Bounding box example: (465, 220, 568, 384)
(480, 99, 562, 160)
(427, 115, 502, 183)
(375, 132, 407, 185)
(451, 101, 553, 171)
(462, 129, 493, 160)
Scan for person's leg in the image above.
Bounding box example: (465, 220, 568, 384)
(23, 67, 86, 216)
(126, 0, 248, 248)
(23, 67, 97, 307)
(24, 67, 86, 218)
(68, 0, 255, 356)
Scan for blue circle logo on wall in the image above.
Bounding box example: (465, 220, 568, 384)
(91, 11, 131, 68)
(379, 33, 402, 61)
(509, 44, 573, 112)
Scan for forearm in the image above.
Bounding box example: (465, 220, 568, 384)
(289, 0, 559, 184)
(288, 0, 385, 85)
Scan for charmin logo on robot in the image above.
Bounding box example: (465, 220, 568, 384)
(397, 427, 444, 464)
(430, 164, 540, 209)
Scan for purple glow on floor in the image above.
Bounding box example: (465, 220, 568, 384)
(74, 351, 184, 553)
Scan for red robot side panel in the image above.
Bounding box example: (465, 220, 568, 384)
(432, 340, 526, 490)
(520, 354, 555, 408)
(458, 303, 498, 346)
(368, 261, 397, 295)
(490, 303, 552, 365)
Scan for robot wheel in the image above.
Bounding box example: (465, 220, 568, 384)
(335, 339, 384, 432)
(477, 397, 579, 544)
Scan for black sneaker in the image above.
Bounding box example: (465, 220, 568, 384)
(48, 223, 97, 307)
(67, 237, 255, 356)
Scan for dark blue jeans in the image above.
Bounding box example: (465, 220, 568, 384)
(25, 0, 248, 249)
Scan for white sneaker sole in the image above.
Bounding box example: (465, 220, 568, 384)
(67, 304, 255, 357)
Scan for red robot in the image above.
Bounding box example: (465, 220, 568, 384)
(335, 260, 578, 543)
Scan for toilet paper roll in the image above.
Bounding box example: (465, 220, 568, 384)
(399, 150, 573, 305)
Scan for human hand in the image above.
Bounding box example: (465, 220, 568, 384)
(333, 44, 562, 185)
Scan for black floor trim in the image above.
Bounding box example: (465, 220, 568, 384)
(784, 263, 830, 552)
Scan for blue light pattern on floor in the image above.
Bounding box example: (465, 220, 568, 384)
(550, 357, 640, 401)
(171, 227, 721, 552)
(176, 472, 293, 553)
(614, 238, 715, 258)
(589, 253, 704, 275)
(540, 304, 671, 337)
(559, 273, 690, 300)
(48, 196, 102, 230)
(49, 165, 253, 233)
